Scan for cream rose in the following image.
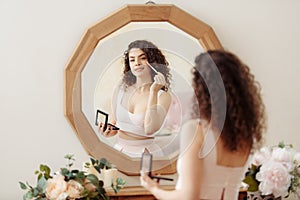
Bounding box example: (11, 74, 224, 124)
(45, 174, 68, 200)
(66, 180, 84, 199)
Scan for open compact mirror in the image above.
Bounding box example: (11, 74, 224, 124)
(64, 4, 222, 175)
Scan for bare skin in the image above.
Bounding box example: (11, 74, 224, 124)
(98, 48, 171, 140)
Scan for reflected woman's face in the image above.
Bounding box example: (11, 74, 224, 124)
(128, 48, 151, 77)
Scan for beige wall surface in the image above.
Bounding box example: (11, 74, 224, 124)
(1, 0, 300, 199)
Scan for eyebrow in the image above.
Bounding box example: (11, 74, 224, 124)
(129, 53, 146, 58)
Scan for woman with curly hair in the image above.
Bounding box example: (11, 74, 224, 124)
(99, 40, 173, 157)
(141, 50, 266, 199)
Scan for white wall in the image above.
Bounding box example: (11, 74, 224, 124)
(1, 0, 300, 199)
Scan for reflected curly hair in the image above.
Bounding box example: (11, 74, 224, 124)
(192, 50, 266, 151)
(122, 40, 171, 91)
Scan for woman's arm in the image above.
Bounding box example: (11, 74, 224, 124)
(111, 81, 122, 123)
(144, 72, 171, 135)
(141, 120, 204, 199)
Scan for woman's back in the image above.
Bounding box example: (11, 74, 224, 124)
(199, 125, 251, 200)
(176, 120, 251, 200)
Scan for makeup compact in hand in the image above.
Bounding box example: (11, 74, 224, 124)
(95, 109, 119, 131)
(140, 150, 174, 182)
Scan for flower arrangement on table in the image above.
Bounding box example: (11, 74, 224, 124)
(19, 154, 126, 200)
(243, 142, 300, 199)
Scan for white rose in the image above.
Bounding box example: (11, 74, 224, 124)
(272, 147, 294, 162)
(272, 147, 294, 170)
(252, 147, 271, 166)
(256, 160, 291, 198)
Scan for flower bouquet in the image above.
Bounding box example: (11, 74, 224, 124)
(243, 142, 300, 199)
(19, 155, 125, 200)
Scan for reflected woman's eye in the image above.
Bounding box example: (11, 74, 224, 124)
(129, 59, 134, 62)
(141, 57, 147, 60)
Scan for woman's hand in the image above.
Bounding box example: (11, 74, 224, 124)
(140, 171, 160, 192)
(150, 72, 166, 92)
(98, 122, 118, 137)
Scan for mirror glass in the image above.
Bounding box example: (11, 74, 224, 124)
(81, 22, 203, 160)
(65, 4, 223, 175)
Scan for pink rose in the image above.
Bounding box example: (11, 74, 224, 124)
(45, 174, 68, 200)
(66, 180, 84, 199)
(256, 160, 291, 198)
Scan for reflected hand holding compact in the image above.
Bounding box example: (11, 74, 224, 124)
(95, 109, 119, 133)
(140, 150, 174, 182)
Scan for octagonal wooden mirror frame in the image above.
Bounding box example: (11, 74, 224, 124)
(64, 4, 222, 175)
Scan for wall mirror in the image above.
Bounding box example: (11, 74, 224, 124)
(64, 4, 222, 175)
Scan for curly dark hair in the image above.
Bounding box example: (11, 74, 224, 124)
(122, 40, 171, 91)
(192, 50, 266, 152)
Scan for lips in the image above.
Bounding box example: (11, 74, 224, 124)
(134, 67, 144, 72)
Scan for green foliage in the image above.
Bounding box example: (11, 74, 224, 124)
(111, 178, 126, 194)
(278, 141, 286, 148)
(85, 158, 113, 174)
(243, 164, 260, 192)
(288, 161, 300, 198)
(19, 155, 125, 200)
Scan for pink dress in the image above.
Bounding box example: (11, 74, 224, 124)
(176, 121, 250, 200)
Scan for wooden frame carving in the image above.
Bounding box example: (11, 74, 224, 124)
(64, 4, 222, 175)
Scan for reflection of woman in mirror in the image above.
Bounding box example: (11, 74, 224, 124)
(98, 40, 173, 157)
(141, 50, 266, 199)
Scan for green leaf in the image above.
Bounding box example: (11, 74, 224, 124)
(33, 187, 39, 197)
(94, 166, 101, 174)
(84, 162, 91, 169)
(64, 154, 75, 160)
(90, 157, 97, 165)
(37, 173, 42, 181)
(19, 182, 27, 190)
(86, 174, 99, 187)
(68, 163, 74, 168)
(116, 177, 126, 185)
(40, 164, 50, 174)
(61, 168, 69, 176)
(99, 158, 107, 169)
(76, 171, 85, 179)
(26, 191, 34, 199)
(243, 175, 259, 192)
(71, 169, 79, 174)
(37, 176, 47, 193)
(99, 158, 112, 169)
(278, 141, 285, 148)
